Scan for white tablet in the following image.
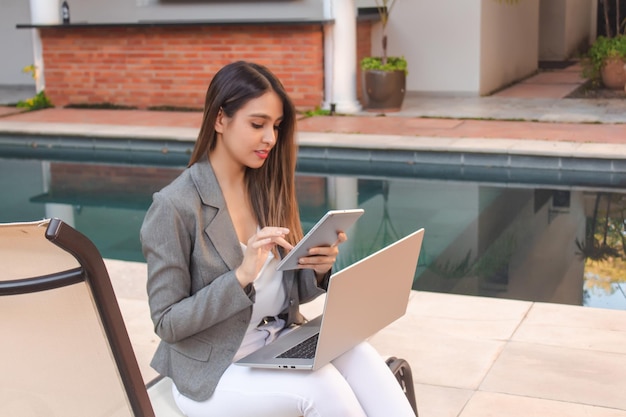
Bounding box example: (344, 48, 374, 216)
(276, 209, 364, 271)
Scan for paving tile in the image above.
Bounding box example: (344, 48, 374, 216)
(576, 143, 626, 160)
(506, 139, 581, 156)
(369, 319, 506, 390)
(413, 384, 473, 417)
(106, 259, 159, 384)
(480, 341, 626, 410)
(461, 391, 626, 417)
(0, 108, 202, 128)
(563, 63, 583, 72)
(492, 83, 582, 99)
(523, 71, 586, 84)
(403, 118, 464, 129)
(369, 292, 529, 389)
(0, 106, 26, 117)
(443, 137, 520, 152)
(106, 259, 148, 301)
(513, 302, 626, 354)
(116, 298, 159, 384)
(404, 291, 531, 340)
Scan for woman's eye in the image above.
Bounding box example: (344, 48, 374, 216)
(251, 123, 263, 129)
(274, 125, 281, 131)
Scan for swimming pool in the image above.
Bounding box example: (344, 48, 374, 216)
(1, 155, 625, 311)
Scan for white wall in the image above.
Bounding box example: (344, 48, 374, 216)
(480, 0, 539, 96)
(539, 0, 566, 60)
(370, 0, 483, 95)
(368, 0, 539, 96)
(539, 0, 593, 61)
(564, 0, 594, 55)
(0, 0, 35, 85)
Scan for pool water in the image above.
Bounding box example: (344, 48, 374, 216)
(1, 157, 625, 311)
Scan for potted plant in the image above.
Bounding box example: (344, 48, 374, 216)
(360, 0, 408, 112)
(582, 35, 626, 89)
(581, 1, 626, 89)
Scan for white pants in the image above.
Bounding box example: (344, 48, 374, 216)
(172, 342, 415, 417)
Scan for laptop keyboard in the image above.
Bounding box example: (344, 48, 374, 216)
(277, 333, 319, 359)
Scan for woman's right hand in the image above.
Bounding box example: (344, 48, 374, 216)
(235, 227, 293, 287)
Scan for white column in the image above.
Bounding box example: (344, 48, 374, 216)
(322, 0, 361, 114)
(29, 0, 60, 92)
(326, 176, 358, 209)
(31, 32, 45, 93)
(41, 161, 76, 227)
(326, 176, 358, 268)
(45, 203, 76, 227)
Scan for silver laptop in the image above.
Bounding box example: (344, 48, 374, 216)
(235, 228, 425, 371)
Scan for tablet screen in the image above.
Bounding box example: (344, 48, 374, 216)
(276, 209, 364, 271)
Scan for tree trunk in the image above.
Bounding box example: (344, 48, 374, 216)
(604, 0, 612, 37)
(616, 0, 621, 36)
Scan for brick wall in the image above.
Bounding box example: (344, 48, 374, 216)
(50, 163, 182, 203)
(40, 25, 325, 110)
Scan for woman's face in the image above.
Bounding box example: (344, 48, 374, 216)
(214, 90, 284, 170)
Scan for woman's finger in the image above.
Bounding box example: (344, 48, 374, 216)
(333, 231, 348, 246)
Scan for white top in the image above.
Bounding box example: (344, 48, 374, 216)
(233, 243, 287, 361)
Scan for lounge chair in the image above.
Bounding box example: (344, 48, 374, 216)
(0, 218, 154, 416)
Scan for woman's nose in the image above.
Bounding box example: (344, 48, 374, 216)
(263, 126, 277, 145)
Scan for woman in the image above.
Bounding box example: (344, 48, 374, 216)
(140, 61, 415, 417)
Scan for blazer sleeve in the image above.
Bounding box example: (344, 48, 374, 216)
(141, 191, 253, 344)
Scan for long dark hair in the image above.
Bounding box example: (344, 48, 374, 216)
(188, 61, 303, 244)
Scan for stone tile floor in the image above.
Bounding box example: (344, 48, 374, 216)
(105, 258, 626, 417)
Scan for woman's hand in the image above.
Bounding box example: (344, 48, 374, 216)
(297, 231, 348, 278)
(235, 227, 293, 287)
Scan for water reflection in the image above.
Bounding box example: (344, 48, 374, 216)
(0, 158, 625, 311)
(577, 192, 626, 310)
(299, 174, 626, 311)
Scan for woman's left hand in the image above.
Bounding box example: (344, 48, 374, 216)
(297, 231, 348, 276)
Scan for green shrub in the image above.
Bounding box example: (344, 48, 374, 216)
(360, 56, 408, 74)
(16, 90, 53, 110)
(302, 107, 332, 117)
(582, 35, 626, 84)
(16, 64, 54, 110)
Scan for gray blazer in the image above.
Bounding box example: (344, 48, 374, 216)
(140, 157, 327, 402)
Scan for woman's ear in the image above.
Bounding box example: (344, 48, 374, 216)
(214, 108, 225, 133)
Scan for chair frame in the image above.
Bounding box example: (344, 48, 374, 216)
(387, 356, 418, 416)
(0, 218, 155, 417)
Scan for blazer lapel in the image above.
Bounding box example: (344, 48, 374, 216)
(190, 158, 243, 271)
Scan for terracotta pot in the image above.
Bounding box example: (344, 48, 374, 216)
(363, 70, 406, 112)
(600, 57, 626, 89)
